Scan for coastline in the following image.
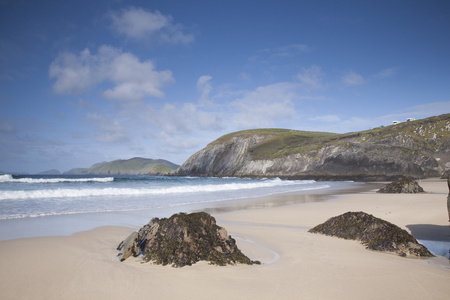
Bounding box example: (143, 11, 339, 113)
(0, 180, 369, 241)
(0, 178, 449, 299)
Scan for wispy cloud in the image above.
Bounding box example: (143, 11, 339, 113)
(271, 44, 310, 58)
(374, 67, 398, 79)
(0, 117, 14, 132)
(197, 75, 213, 105)
(309, 114, 341, 123)
(342, 71, 364, 86)
(156, 102, 225, 136)
(49, 45, 174, 101)
(86, 113, 132, 144)
(248, 44, 310, 64)
(230, 82, 298, 129)
(297, 65, 325, 90)
(108, 7, 194, 44)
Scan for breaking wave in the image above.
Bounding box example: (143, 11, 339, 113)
(0, 174, 114, 184)
(0, 178, 320, 201)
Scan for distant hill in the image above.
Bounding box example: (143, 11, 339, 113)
(177, 114, 450, 180)
(64, 157, 179, 175)
(37, 169, 61, 175)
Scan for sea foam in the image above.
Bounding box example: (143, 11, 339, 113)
(0, 178, 320, 201)
(0, 174, 114, 184)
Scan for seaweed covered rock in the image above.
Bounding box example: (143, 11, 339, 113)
(377, 177, 424, 193)
(309, 211, 433, 257)
(117, 212, 260, 267)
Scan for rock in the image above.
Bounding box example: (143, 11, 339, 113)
(377, 177, 424, 193)
(117, 212, 261, 267)
(117, 231, 139, 261)
(447, 175, 450, 222)
(176, 114, 450, 180)
(309, 211, 433, 257)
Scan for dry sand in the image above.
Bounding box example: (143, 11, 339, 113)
(0, 178, 449, 299)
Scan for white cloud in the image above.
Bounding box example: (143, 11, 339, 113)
(374, 67, 398, 79)
(297, 65, 325, 90)
(157, 102, 225, 135)
(231, 83, 298, 128)
(342, 71, 364, 86)
(49, 48, 104, 95)
(86, 113, 132, 144)
(103, 51, 174, 101)
(196, 75, 213, 105)
(49, 45, 174, 101)
(109, 7, 194, 44)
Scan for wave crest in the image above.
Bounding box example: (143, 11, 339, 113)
(0, 178, 320, 201)
(0, 174, 114, 184)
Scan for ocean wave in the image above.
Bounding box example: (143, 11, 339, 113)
(0, 178, 318, 200)
(0, 174, 114, 184)
(0, 208, 140, 220)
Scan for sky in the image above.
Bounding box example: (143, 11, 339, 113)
(1, 0, 449, 174)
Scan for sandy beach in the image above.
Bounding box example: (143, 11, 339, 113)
(1, 178, 449, 300)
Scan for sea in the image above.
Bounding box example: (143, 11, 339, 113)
(0, 174, 356, 241)
(0, 174, 342, 220)
(0, 174, 448, 258)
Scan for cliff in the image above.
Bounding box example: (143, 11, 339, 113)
(64, 157, 179, 175)
(177, 114, 450, 180)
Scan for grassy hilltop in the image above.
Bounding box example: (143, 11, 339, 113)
(178, 114, 450, 180)
(64, 157, 179, 175)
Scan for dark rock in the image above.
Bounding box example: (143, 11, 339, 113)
(117, 212, 261, 267)
(377, 177, 424, 193)
(309, 211, 433, 257)
(447, 175, 450, 222)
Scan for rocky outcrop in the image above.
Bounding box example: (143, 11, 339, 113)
(309, 212, 433, 257)
(117, 212, 260, 267)
(176, 114, 450, 180)
(377, 177, 424, 193)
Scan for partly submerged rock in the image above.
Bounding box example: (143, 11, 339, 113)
(117, 212, 261, 267)
(309, 211, 433, 257)
(377, 177, 424, 193)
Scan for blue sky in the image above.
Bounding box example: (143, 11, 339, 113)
(1, 0, 449, 173)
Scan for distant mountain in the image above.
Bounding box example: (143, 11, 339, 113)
(37, 169, 61, 175)
(63, 168, 89, 175)
(177, 114, 450, 180)
(64, 157, 179, 175)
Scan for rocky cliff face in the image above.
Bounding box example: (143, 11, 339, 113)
(177, 114, 450, 180)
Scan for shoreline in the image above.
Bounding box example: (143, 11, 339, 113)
(0, 178, 449, 299)
(0, 180, 370, 241)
